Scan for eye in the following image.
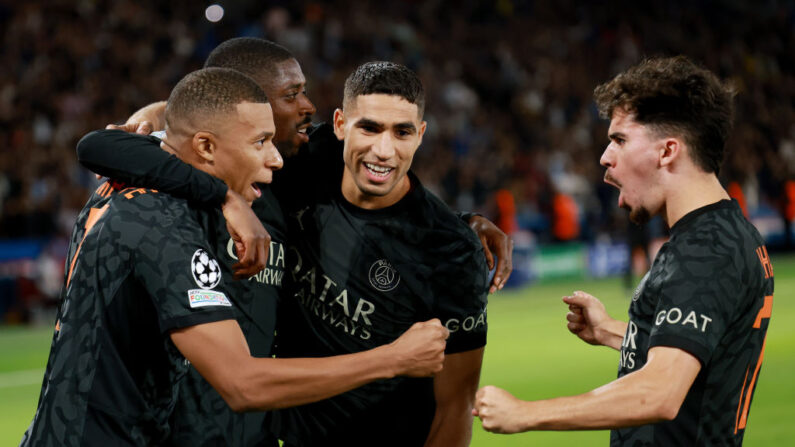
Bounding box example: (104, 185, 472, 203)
(284, 91, 299, 101)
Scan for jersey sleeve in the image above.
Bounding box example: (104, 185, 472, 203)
(77, 129, 228, 207)
(647, 247, 743, 365)
(433, 239, 490, 354)
(124, 196, 237, 332)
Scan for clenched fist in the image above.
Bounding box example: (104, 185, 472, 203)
(473, 385, 528, 434)
(389, 319, 449, 377)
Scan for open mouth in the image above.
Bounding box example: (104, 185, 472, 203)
(296, 123, 311, 142)
(251, 183, 262, 198)
(364, 162, 393, 181)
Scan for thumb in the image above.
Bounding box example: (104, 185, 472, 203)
(563, 291, 590, 307)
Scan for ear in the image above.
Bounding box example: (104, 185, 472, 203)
(659, 138, 682, 168)
(417, 120, 427, 147)
(332, 108, 345, 141)
(192, 131, 216, 162)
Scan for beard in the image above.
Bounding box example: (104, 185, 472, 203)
(622, 203, 652, 225)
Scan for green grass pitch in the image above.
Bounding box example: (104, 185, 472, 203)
(2, 255, 793, 445)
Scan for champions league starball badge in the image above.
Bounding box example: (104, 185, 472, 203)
(191, 248, 222, 289)
(369, 259, 400, 292)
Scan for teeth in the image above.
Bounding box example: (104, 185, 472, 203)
(298, 128, 307, 134)
(365, 163, 392, 176)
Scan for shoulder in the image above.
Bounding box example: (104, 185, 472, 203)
(106, 187, 207, 245)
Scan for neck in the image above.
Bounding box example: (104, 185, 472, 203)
(341, 171, 411, 210)
(664, 172, 730, 227)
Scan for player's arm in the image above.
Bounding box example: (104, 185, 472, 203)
(461, 213, 513, 293)
(170, 318, 449, 412)
(77, 130, 269, 277)
(423, 347, 484, 447)
(474, 346, 700, 433)
(104, 101, 166, 135)
(563, 291, 627, 350)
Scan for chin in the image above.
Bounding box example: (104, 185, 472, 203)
(628, 206, 652, 225)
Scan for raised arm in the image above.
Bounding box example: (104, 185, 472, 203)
(170, 318, 449, 411)
(77, 129, 228, 206)
(423, 347, 484, 447)
(78, 130, 269, 277)
(474, 346, 701, 432)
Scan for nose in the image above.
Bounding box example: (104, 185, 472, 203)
(371, 131, 395, 160)
(600, 144, 614, 168)
(265, 142, 284, 171)
(299, 93, 316, 116)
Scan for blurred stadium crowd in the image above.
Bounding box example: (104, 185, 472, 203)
(1, 0, 794, 319)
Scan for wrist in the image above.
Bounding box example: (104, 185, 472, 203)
(370, 344, 399, 380)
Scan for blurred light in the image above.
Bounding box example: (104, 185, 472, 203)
(205, 4, 224, 23)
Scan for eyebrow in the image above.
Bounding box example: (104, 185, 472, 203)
(251, 131, 274, 142)
(283, 83, 305, 91)
(355, 118, 416, 133)
(608, 131, 626, 140)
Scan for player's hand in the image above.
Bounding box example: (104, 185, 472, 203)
(562, 290, 612, 346)
(468, 215, 513, 293)
(105, 121, 154, 135)
(473, 385, 528, 434)
(389, 319, 449, 377)
(222, 189, 270, 279)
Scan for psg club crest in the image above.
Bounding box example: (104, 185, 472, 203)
(369, 259, 400, 292)
(191, 249, 221, 289)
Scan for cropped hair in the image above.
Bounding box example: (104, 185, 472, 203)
(343, 61, 425, 117)
(594, 55, 735, 174)
(165, 67, 268, 132)
(204, 37, 294, 87)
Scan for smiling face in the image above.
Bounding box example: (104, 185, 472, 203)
(212, 101, 283, 202)
(600, 109, 666, 224)
(262, 58, 316, 157)
(334, 94, 426, 209)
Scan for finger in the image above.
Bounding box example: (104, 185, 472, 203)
(95, 174, 103, 180)
(105, 124, 120, 130)
(496, 239, 514, 290)
(566, 312, 584, 323)
(135, 121, 154, 135)
(481, 235, 495, 270)
(567, 322, 584, 333)
(255, 235, 268, 274)
(562, 293, 588, 307)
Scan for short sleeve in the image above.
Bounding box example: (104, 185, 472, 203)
(647, 249, 741, 365)
(126, 197, 236, 332)
(433, 240, 490, 354)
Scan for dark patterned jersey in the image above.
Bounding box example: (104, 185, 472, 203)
(74, 130, 285, 446)
(165, 189, 286, 447)
(269, 124, 489, 447)
(20, 180, 239, 447)
(613, 200, 774, 446)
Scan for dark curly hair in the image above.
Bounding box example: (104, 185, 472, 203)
(594, 56, 735, 174)
(343, 61, 425, 117)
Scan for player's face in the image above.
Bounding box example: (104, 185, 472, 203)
(264, 58, 316, 157)
(213, 102, 283, 202)
(334, 94, 426, 209)
(600, 109, 665, 224)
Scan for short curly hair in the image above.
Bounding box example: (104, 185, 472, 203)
(204, 37, 294, 89)
(594, 56, 735, 174)
(165, 67, 268, 133)
(343, 61, 425, 117)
